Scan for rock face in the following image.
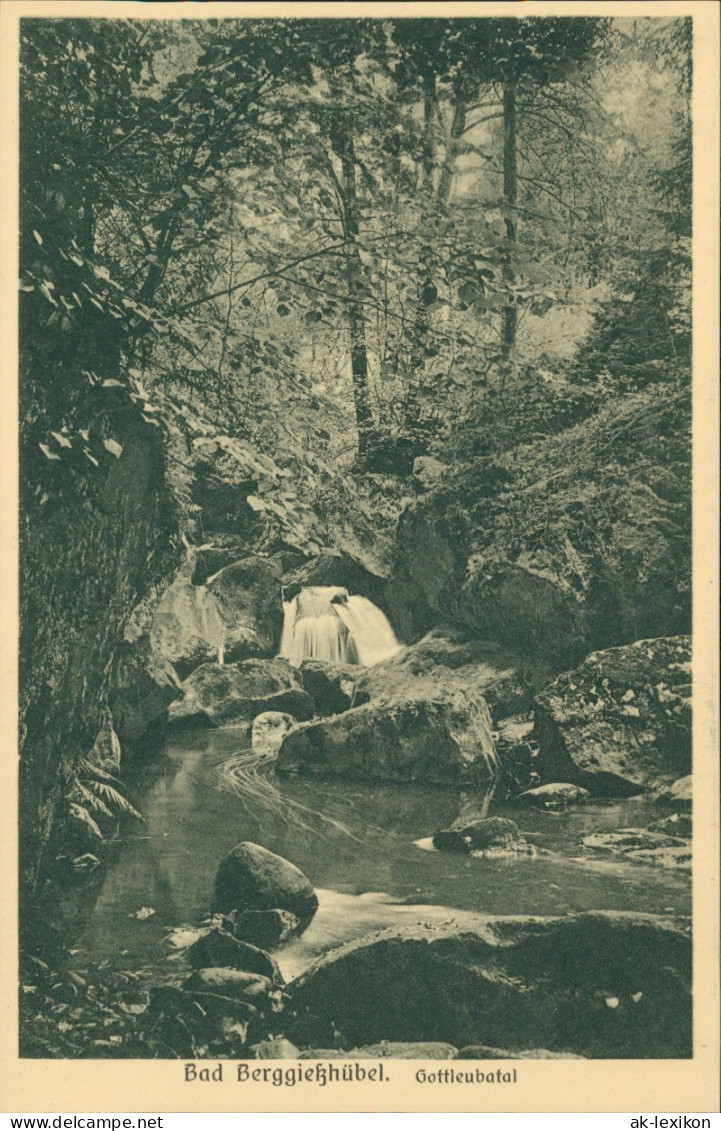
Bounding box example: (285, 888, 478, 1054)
(287, 913, 691, 1058)
(433, 817, 533, 857)
(214, 842, 319, 930)
(168, 660, 314, 729)
(275, 692, 498, 786)
(352, 629, 538, 721)
(532, 637, 691, 796)
(300, 660, 358, 716)
(148, 553, 282, 679)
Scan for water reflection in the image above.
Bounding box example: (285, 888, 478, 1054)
(75, 727, 691, 978)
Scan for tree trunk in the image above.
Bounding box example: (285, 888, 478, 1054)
(501, 82, 518, 356)
(331, 123, 375, 460)
(437, 100, 467, 208)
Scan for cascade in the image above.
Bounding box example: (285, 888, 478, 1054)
(279, 586, 400, 668)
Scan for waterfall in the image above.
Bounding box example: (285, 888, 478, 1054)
(278, 586, 400, 668)
(334, 595, 401, 667)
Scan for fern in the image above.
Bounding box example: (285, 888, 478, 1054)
(91, 780, 142, 821)
(66, 756, 143, 845)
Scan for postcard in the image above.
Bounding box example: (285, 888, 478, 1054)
(1, 0, 718, 1116)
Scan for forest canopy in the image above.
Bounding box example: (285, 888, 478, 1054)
(20, 15, 691, 553)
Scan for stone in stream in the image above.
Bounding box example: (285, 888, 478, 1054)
(286, 912, 691, 1058)
(275, 693, 498, 787)
(433, 816, 534, 857)
(214, 841, 319, 930)
(183, 968, 284, 1011)
(185, 927, 282, 983)
(251, 711, 296, 754)
(226, 908, 301, 949)
(515, 783, 590, 810)
(532, 636, 691, 796)
(582, 828, 691, 871)
(168, 659, 314, 729)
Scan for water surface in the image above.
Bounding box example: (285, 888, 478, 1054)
(74, 727, 691, 982)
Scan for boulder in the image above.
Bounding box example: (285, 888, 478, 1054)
(214, 842, 318, 930)
(207, 556, 284, 663)
(532, 637, 691, 796)
(287, 912, 691, 1058)
(147, 554, 283, 680)
(300, 660, 358, 716)
(183, 969, 283, 1010)
(516, 783, 590, 810)
(275, 693, 498, 787)
(185, 928, 282, 982)
(433, 817, 534, 857)
(654, 775, 692, 811)
(168, 660, 314, 729)
(149, 983, 257, 1026)
(352, 630, 535, 721)
(226, 908, 301, 949)
(251, 712, 297, 754)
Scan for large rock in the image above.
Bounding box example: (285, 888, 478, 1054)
(352, 629, 537, 720)
(433, 817, 534, 857)
(148, 553, 282, 680)
(207, 556, 283, 663)
(168, 659, 314, 729)
(287, 913, 691, 1058)
(300, 660, 358, 716)
(214, 842, 318, 930)
(532, 637, 691, 796)
(275, 692, 498, 786)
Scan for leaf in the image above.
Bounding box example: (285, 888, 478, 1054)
(246, 495, 267, 512)
(128, 907, 155, 920)
(39, 443, 61, 460)
(103, 439, 123, 458)
(33, 230, 43, 245)
(102, 379, 125, 388)
(84, 448, 99, 467)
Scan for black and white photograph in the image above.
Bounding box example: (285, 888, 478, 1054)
(5, 0, 719, 1115)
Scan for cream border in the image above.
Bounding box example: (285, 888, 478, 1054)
(1, 0, 718, 1114)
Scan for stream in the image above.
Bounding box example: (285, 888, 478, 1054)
(71, 726, 691, 985)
